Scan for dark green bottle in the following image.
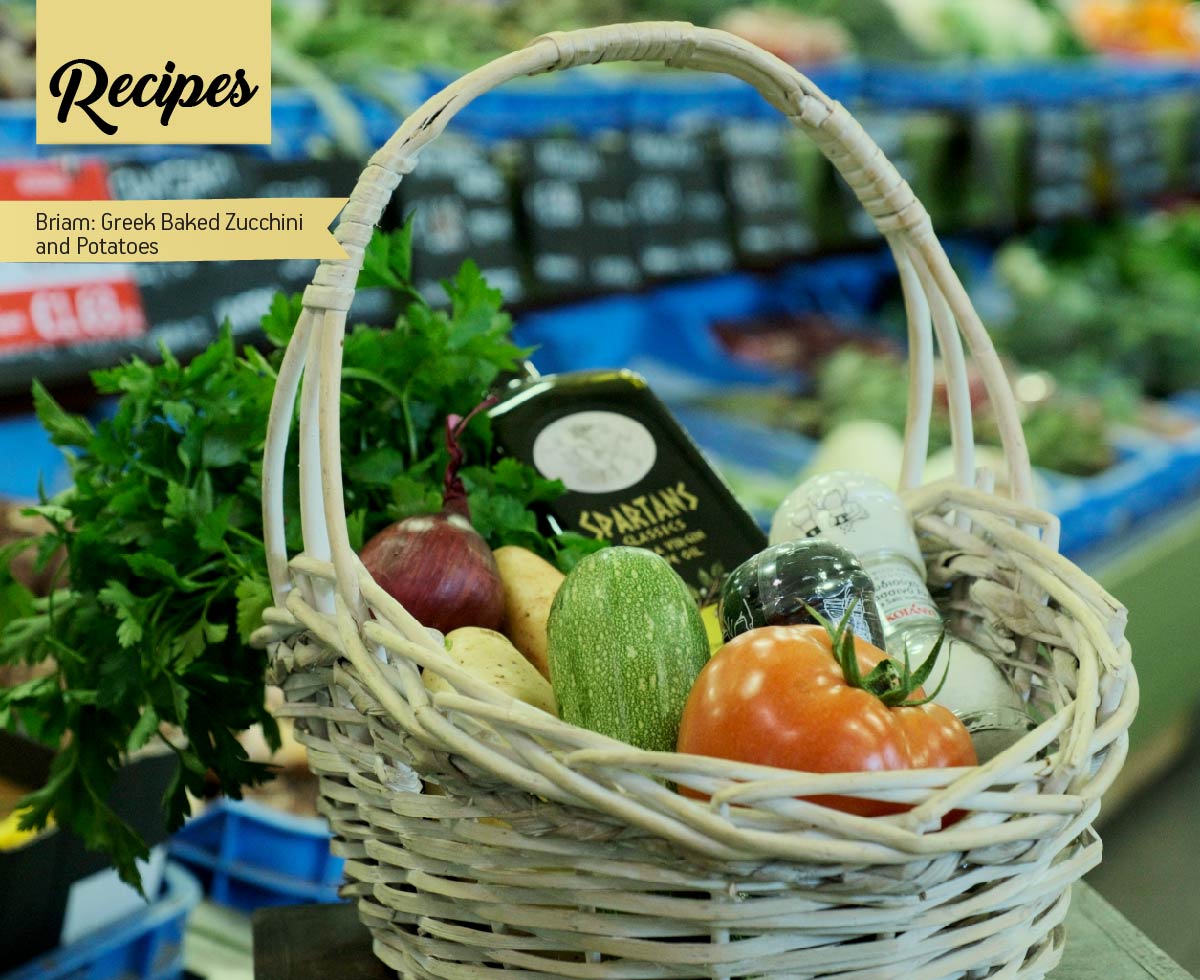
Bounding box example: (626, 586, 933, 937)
(488, 368, 767, 596)
(719, 539, 886, 646)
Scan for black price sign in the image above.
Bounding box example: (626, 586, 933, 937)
(1186, 102, 1200, 193)
(396, 138, 524, 306)
(625, 129, 734, 280)
(0, 154, 378, 397)
(715, 121, 813, 264)
(520, 133, 641, 300)
(107, 154, 380, 354)
(1105, 99, 1166, 206)
(1029, 106, 1093, 222)
(105, 154, 252, 336)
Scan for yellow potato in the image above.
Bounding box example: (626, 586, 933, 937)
(492, 545, 564, 680)
(700, 603, 724, 655)
(424, 626, 557, 716)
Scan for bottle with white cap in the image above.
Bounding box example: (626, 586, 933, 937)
(769, 470, 1032, 761)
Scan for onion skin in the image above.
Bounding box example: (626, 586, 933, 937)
(361, 401, 506, 633)
(360, 511, 505, 634)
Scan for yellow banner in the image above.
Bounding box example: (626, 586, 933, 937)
(37, 0, 271, 145)
(0, 199, 349, 263)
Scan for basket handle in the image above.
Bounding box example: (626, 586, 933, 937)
(261, 22, 1036, 613)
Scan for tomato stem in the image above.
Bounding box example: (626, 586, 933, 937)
(803, 600, 951, 708)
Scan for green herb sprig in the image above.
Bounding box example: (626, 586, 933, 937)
(0, 225, 602, 887)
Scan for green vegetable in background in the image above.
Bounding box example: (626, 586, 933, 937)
(995, 210, 1200, 400)
(810, 345, 1118, 477)
(0, 225, 603, 888)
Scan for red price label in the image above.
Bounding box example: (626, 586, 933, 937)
(0, 160, 111, 201)
(0, 281, 146, 351)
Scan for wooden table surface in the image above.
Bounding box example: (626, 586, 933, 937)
(252, 882, 1194, 980)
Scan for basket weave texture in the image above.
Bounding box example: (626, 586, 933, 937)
(253, 23, 1137, 980)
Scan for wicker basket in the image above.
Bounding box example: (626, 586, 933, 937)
(254, 23, 1137, 980)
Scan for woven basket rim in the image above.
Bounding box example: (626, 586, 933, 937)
(251, 27, 1139, 978)
(253, 12, 1135, 903)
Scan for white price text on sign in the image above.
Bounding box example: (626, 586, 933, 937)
(0, 282, 146, 352)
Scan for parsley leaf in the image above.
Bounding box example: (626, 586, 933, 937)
(0, 224, 597, 887)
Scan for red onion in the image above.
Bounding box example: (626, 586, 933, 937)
(360, 403, 504, 634)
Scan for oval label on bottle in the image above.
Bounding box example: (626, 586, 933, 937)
(532, 411, 657, 493)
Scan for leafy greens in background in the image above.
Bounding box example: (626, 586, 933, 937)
(815, 346, 1121, 478)
(995, 210, 1200, 401)
(0, 226, 603, 887)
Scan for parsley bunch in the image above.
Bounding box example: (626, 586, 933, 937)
(0, 227, 600, 887)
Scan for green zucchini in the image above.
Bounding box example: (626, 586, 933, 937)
(547, 547, 709, 752)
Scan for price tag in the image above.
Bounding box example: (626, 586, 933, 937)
(0, 280, 145, 351)
(107, 154, 374, 354)
(626, 129, 733, 280)
(0, 159, 148, 376)
(1029, 106, 1093, 222)
(1104, 99, 1166, 205)
(715, 121, 813, 264)
(0, 154, 377, 395)
(520, 133, 641, 300)
(396, 138, 524, 306)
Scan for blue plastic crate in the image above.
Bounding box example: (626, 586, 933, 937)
(863, 62, 980, 109)
(168, 799, 343, 911)
(514, 293, 655, 376)
(639, 274, 794, 391)
(419, 69, 630, 142)
(346, 87, 404, 151)
(627, 73, 768, 129)
(255, 89, 329, 161)
(0, 100, 37, 160)
(802, 62, 865, 107)
(0, 411, 74, 500)
(1050, 429, 1200, 559)
(1096, 59, 1200, 99)
(776, 253, 894, 321)
(0, 863, 199, 980)
(662, 404, 817, 529)
(989, 62, 1112, 108)
(863, 59, 1120, 110)
(1166, 390, 1200, 419)
(669, 403, 815, 480)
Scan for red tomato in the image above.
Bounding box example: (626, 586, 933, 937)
(676, 624, 977, 817)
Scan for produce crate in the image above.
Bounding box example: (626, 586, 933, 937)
(0, 410, 74, 500)
(525, 281, 789, 399)
(167, 799, 344, 912)
(0, 732, 179, 972)
(514, 260, 893, 393)
(637, 274, 793, 392)
(514, 293, 655, 377)
(670, 402, 1200, 562)
(628, 72, 767, 129)
(1046, 421, 1200, 559)
(629, 64, 863, 132)
(775, 252, 895, 320)
(420, 69, 630, 142)
(0, 863, 200, 980)
(0, 100, 36, 160)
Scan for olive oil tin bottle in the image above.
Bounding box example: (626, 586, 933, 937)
(488, 368, 767, 596)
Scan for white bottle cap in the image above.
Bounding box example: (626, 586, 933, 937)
(769, 470, 925, 570)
